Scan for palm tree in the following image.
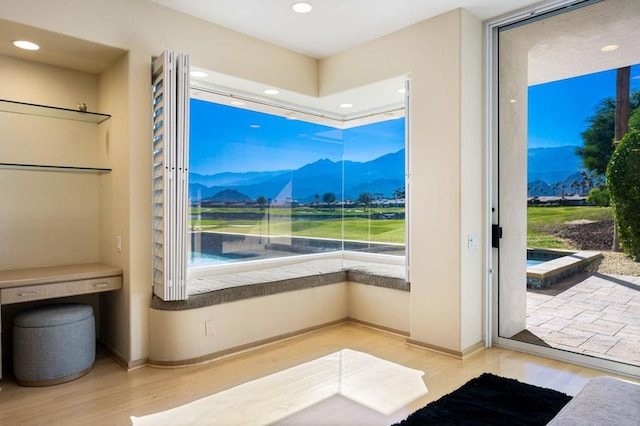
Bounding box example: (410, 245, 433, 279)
(570, 181, 579, 195)
(393, 187, 405, 199)
(612, 66, 631, 252)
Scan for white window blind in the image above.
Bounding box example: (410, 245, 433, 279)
(152, 51, 190, 301)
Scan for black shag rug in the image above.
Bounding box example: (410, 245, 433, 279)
(394, 373, 572, 426)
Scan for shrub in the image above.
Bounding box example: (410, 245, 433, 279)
(586, 187, 610, 206)
(606, 128, 640, 260)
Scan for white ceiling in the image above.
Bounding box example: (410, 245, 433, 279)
(153, 0, 544, 119)
(151, 0, 542, 59)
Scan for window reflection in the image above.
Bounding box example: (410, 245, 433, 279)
(188, 99, 405, 268)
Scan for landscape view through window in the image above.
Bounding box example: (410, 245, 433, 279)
(521, 62, 640, 367)
(188, 99, 406, 267)
(527, 63, 640, 253)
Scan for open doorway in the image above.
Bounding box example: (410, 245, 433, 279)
(493, 0, 640, 374)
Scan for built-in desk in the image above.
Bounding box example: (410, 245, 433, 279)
(0, 263, 122, 380)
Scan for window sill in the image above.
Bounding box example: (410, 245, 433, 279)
(151, 259, 408, 310)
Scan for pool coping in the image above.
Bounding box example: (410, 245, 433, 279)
(527, 249, 603, 289)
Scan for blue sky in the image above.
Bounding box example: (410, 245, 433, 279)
(528, 64, 640, 148)
(189, 99, 405, 175)
(190, 63, 640, 176)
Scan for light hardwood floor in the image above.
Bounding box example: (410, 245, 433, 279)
(0, 322, 634, 425)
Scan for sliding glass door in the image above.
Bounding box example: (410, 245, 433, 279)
(492, 0, 640, 376)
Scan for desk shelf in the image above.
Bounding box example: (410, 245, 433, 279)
(0, 263, 122, 380)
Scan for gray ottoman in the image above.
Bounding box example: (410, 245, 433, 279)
(13, 303, 95, 386)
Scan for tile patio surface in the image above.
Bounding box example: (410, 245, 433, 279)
(523, 272, 640, 366)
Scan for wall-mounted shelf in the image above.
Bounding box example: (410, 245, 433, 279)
(0, 99, 111, 124)
(0, 163, 111, 174)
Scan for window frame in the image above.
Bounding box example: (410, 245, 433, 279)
(186, 86, 409, 280)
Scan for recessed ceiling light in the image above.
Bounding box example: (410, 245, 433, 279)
(190, 70, 208, 78)
(230, 100, 245, 106)
(600, 44, 619, 52)
(510, 99, 517, 103)
(292, 2, 313, 14)
(250, 124, 260, 128)
(13, 40, 40, 50)
(263, 88, 280, 95)
(339, 103, 354, 108)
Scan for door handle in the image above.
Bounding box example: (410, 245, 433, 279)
(492, 224, 502, 248)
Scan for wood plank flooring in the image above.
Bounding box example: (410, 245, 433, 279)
(1, 323, 634, 425)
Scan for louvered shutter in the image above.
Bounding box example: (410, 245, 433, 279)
(152, 51, 189, 301)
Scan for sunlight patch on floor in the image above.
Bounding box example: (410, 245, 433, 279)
(130, 349, 427, 426)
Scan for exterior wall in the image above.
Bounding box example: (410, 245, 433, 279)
(1, 1, 486, 361)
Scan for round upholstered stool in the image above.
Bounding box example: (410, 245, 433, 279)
(13, 303, 95, 386)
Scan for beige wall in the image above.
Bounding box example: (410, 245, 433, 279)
(321, 10, 485, 353)
(149, 282, 411, 364)
(0, 56, 102, 270)
(459, 10, 485, 350)
(97, 52, 133, 361)
(1, 0, 486, 362)
(348, 283, 410, 334)
(149, 284, 350, 363)
(1, 0, 320, 365)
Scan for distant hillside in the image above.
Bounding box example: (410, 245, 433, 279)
(208, 189, 252, 203)
(528, 179, 552, 196)
(189, 149, 406, 203)
(189, 170, 287, 187)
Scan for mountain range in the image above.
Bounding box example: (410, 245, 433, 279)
(189, 149, 405, 204)
(527, 145, 601, 196)
(189, 145, 590, 202)
(528, 145, 583, 184)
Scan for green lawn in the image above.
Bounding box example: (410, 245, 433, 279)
(192, 205, 611, 248)
(191, 207, 405, 243)
(527, 206, 612, 249)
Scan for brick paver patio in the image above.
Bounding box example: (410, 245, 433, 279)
(522, 272, 640, 366)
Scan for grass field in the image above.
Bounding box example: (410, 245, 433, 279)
(528, 206, 613, 248)
(191, 205, 612, 248)
(191, 207, 406, 243)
